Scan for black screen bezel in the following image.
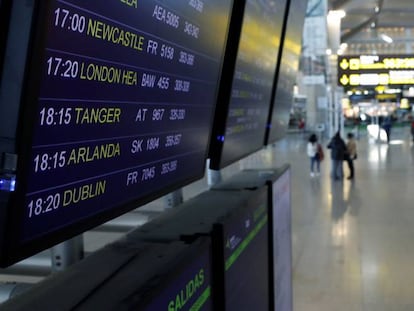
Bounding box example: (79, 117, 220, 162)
(209, 0, 287, 170)
(211, 186, 270, 310)
(0, 0, 234, 267)
(265, 0, 307, 144)
(0, 0, 12, 79)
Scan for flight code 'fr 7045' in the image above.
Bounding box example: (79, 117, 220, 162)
(126, 161, 178, 185)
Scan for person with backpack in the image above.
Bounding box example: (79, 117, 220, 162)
(307, 133, 323, 177)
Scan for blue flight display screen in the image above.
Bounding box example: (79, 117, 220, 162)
(219, 0, 286, 167)
(4, 0, 232, 255)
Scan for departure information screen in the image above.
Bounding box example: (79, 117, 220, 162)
(142, 242, 212, 311)
(3, 0, 232, 262)
(267, 0, 307, 144)
(218, 0, 286, 168)
(223, 194, 269, 310)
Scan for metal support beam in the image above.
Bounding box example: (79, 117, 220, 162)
(207, 168, 222, 187)
(51, 235, 84, 272)
(164, 189, 183, 209)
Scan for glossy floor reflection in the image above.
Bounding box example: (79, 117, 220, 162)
(269, 129, 414, 311)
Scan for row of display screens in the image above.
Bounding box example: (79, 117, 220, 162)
(0, 0, 306, 265)
(2, 168, 292, 310)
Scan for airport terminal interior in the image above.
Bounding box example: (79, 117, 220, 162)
(2, 129, 414, 310)
(2, 0, 414, 310)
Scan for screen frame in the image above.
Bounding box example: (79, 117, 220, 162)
(0, 0, 234, 266)
(264, 0, 291, 145)
(208, 0, 246, 170)
(265, 0, 307, 145)
(135, 238, 214, 311)
(0, 0, 12, 78)
(211, 186, 270, 310)
(209, 0, 288, 170)
(267, 165, 292, 311)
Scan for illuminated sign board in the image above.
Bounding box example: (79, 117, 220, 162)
(0, 0, 232, 266)
(338, 54, 414, 86)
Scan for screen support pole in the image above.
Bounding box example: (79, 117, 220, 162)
(164, 189, 184, 209)
(51, 235, 84, 272)
(207, 168, 222, 187)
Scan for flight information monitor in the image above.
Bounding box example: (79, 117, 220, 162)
(209, 0, 287, 169)
(140, 240, 213, 311)
(215, 187, 270, 310)
(0, 0, 233, 266)
(73, 239, 213, 311)
(266, 0, 307, 144)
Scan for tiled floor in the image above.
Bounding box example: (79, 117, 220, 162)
(270, 128, 414, 311)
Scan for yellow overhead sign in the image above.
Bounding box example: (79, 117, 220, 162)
(338, 54, 414, 86)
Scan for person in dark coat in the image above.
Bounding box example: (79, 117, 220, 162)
(327, 131, 347, 180)
(381, 117, 392, 143)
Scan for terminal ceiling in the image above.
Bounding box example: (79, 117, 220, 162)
(328, 0, 414, 54)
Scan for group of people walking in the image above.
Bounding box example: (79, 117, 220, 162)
(307, 131, 357, 180)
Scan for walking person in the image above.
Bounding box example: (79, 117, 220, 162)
(327, 131, 347, 180)
(345, 132, 357, 180)
(307, 133, 322, 177)
(381, 116, 392, 143)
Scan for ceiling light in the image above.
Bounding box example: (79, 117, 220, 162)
(380, 34, 393, 43)
(327, 10, 346, 20)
